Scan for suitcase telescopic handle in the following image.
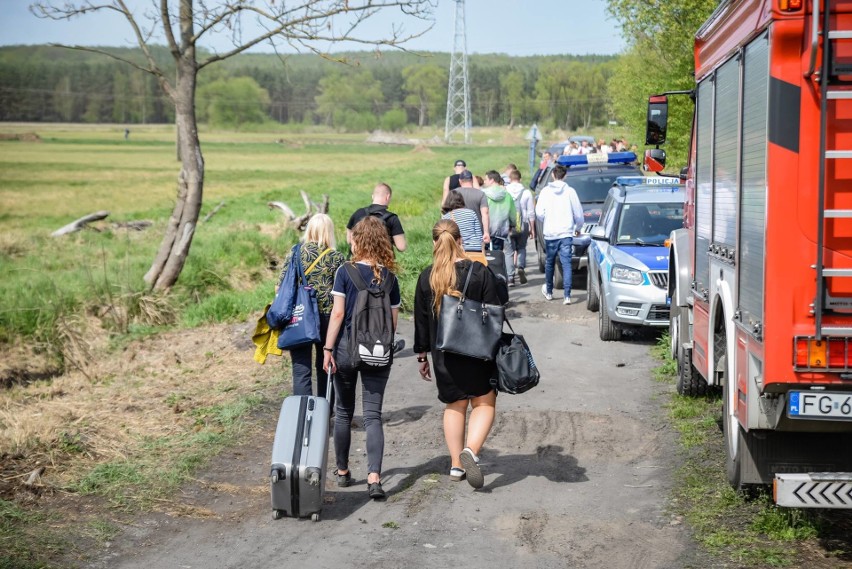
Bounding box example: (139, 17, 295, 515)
(304, 414, 311, 447)
(326, 369, 334, 401)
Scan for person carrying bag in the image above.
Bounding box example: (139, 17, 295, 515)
(413, 219, 503, 490)
(271, 214, 345, 404)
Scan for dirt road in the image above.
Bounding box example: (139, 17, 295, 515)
(87, 270, 696, 569)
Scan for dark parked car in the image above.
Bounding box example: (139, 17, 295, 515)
(532, 152, 641, 290)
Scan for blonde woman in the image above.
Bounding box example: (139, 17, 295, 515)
(323, 216, 401, 500)
(276, 214, 345, 403)
(413, 219, 502, 489)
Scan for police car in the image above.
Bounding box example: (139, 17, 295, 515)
(585, 176, 685, 341)
(532, 152, 641, 290)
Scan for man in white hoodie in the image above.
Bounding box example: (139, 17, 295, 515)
(535, 165, 584, 304)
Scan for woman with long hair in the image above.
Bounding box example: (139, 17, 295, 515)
(276, 213, 344, 404)
(413, 219, 502, 489)
(323, 216, 401, 500)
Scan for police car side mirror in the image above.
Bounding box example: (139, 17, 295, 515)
(590, 226, 607, 241)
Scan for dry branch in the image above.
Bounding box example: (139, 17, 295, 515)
(203, 201, 226, 223)
(267, 201, 296, 219)
(51, 211, 110, 237)
(113, 220, 153, 231)
(267, 193, 330, 231)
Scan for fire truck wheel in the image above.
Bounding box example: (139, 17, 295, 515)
(669, 307, 679, 360)
(586, 270, 600, 312)
(676, 345, 708, 396)
(598, 293, 622, 341)
(719, 330, 758, 495)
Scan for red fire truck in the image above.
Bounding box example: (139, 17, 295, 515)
(647, 0, 852, 507)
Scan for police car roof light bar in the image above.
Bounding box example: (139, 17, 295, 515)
(557, 152, 637, 168)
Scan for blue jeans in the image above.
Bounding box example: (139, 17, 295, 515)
(544, 236, 573, 297)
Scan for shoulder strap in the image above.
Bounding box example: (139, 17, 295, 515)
(292, 243, 306, 284)
(459, 261, 475, 300)
(343, 262, 368, 291)
(305, 247, 331, 276)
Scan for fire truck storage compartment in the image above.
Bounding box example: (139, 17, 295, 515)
(712, 57, 739, 248)
(695, 79, 712, 292)
(739, 31, 769, 330)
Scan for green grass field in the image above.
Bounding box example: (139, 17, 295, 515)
(0, 123, 529, 363)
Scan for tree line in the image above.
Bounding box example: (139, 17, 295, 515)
(0, 45, 615, 131)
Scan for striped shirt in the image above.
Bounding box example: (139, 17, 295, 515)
(443, 208, 484, 252)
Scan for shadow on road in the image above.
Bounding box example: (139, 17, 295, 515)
(478, 444, 588, 492)
(382, 405, 431, 427)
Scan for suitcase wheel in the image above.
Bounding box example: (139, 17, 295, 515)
(272, 509, 284, 520)
(311, 513, 320, 522)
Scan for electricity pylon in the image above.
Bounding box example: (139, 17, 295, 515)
(444, 0, 471, 144)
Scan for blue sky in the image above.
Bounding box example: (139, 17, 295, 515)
(0, 1, 625, 56)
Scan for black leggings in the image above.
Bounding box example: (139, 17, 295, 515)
(333, 366, 390, 475)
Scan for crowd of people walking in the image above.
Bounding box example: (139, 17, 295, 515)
(268, 154, 584, 498)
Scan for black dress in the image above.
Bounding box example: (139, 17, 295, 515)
(413, 260, 502, 403)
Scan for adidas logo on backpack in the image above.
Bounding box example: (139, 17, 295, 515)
(343, 263, 395, 368)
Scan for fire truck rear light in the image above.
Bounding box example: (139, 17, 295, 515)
(779, 0, 803, 11)
(809, 339, 827, 367)
(794, 336, 852, 370)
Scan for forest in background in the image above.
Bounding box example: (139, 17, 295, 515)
(0, 46, 615, 132)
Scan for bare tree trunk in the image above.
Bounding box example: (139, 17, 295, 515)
(144, 56, 204, 291)
(419, 98, 426, 127)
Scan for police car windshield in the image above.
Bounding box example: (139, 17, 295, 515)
(616, 202, 684, 245)
(567, 174, 624, 202)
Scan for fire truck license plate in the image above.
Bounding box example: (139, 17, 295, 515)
(788, 391, 852, 420)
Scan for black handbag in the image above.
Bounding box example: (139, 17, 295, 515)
(491, 319, 540, 394)
(435, 262, 504, 360)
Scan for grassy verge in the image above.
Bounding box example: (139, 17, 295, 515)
(651, 334, 851, 568)
(0, 124, 535, 567)
(0, 125, 529, 368)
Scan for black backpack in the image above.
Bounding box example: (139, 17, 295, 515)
(369, 208, 396, 242)
(343, 263, 396, 369)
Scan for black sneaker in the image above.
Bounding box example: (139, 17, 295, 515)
(393, 337, 405, 355)
(335, 470, 351, 487)
(368, 481, 386, 500)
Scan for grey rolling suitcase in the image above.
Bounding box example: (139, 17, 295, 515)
(270, 371, 333, 521)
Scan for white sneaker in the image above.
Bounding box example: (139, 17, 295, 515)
(541, 284, 553, 301)
(459, 447, 483, 489)
(563, 297, 572, 305)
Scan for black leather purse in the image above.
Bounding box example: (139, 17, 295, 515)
(435, 262, 504, 360)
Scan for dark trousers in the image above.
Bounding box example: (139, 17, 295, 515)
(289, 313, 334, 407)
(333, 364, 390, 476)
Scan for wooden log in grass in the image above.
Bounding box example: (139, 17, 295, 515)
(51, 211, 110, 237)
(267, 193, 330, 231)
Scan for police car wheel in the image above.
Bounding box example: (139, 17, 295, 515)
(586, 270, 599, 312)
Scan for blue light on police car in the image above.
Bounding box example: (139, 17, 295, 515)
(557, 152, 637, 168)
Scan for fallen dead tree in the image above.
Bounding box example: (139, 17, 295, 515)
(112, 220, 153, 231)
(267, 191, 330, 231)
(51, 211, 110, 237)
